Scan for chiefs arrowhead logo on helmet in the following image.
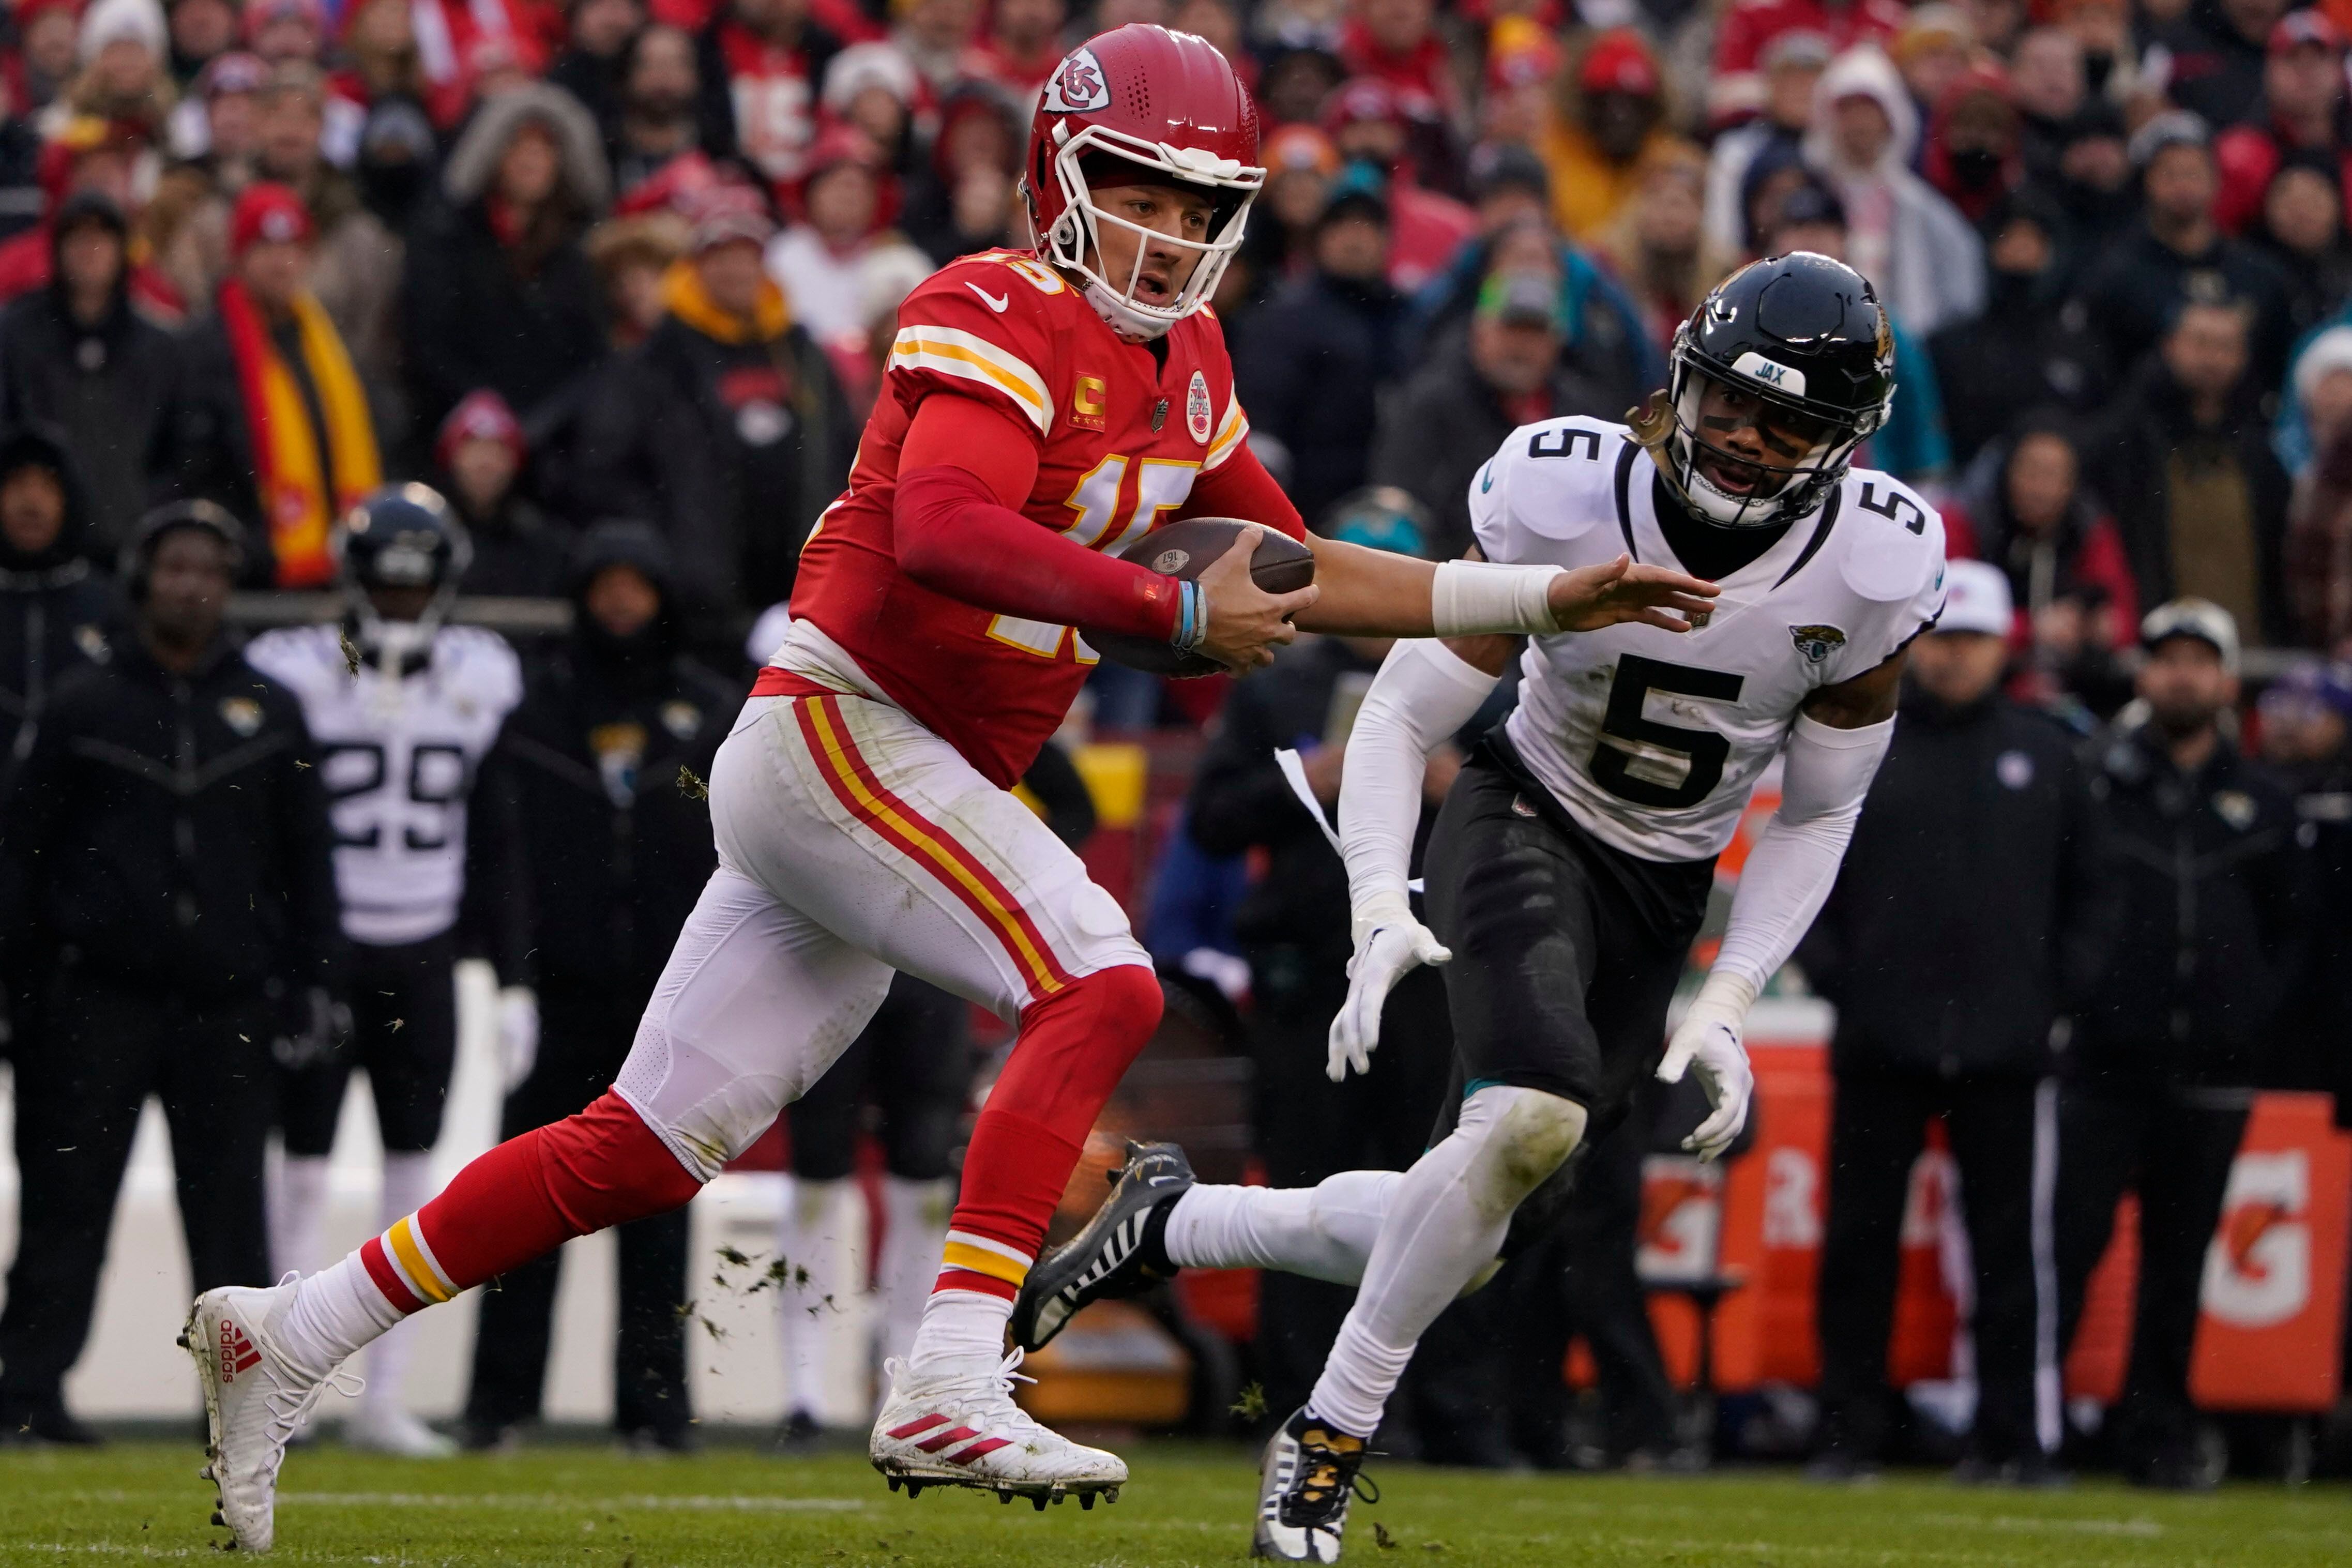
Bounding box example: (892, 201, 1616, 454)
(1044, 47, 1111, 112)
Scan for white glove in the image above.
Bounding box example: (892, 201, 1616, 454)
(496, 986, 539, 1094)
(1328, 903, 1450, 1083)
(1657, 992, 1754, 1162)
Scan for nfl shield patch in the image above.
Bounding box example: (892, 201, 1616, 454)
(1187, 370, 1212, 444)
(219, 696, 264, 736)
(1789, 624, 1847, 664)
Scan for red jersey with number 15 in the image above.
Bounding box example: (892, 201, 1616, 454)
(785, 249, 1293, 786)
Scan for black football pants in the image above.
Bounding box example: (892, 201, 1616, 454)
(2053, 1082, 2247, 1468)
(1816, 1069, 2048, 1464)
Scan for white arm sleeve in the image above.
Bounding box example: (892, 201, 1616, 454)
(1696, 711, 1894, 1016)
(1337, 638, 1501, 945)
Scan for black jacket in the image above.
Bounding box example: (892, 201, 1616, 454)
(452, 492, 573, 600)
(2154, 0, 2270, 132)
(1799, 686, 2106, 1079)
(2072, 219, 2292, 388)
(494, 628, 738, 997)
(0, 636, 343, 1003)
(1232, 270, 1409, 529)
(0, 264, 183, 557)
(0, 427, 123, 784)
(1371, 334, 1630, 562)
(570, 310, 855, 645)
(2083, 359, 2293, 644)
(1926, 269, 2112, 466)
(401, 197, 609, 438)
(2270, 747, 2352, 1117)
(2074, 724, 2308, 1089)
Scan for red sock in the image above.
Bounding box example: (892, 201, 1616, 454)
(936, 964, 1162, 1299)
(363, 1091, 702, 1307)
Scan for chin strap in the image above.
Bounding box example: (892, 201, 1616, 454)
(1082, 279, 1176, 341)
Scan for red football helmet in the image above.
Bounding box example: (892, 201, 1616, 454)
(1024, 24, 1264, 337)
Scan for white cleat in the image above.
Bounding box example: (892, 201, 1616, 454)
(868, 1350, 1127, 1509)
(182, 1281, 361, 1553)
(1252, 1406, 1374, 1562)
(343, 1404, 458, 1458)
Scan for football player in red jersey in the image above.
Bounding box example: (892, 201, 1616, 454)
(180, 25, 1717, 1547)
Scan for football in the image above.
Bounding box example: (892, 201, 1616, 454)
(1086, 518, 1317, 678)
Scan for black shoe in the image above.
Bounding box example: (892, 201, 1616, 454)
(0, 1395, 102, 1447)
(1011, 1140, 1193, 1352)
(770, 1410, 824, 1453)
(1804, 1448, 1879, 1484)
(460, 1420, 520, 1453)
(2132, 1445, 2218, 1492)
(1253, 1406, 1375, 1562)
(623, 1423, 699, 1455)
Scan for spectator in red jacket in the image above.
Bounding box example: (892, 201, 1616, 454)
(956, 0, 1061, 103)
(1923, 62, 2022, 225)
(1339, 0, 1458, 128)
(2213, 10, 2351, 236)
(695, 0, 841, 184)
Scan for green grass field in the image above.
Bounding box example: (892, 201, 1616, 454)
(2, 1439, 2346, 1566)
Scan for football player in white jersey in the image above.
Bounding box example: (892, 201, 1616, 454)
(1015, 253, 1948, 1561)
(243, 484, 527, 1456)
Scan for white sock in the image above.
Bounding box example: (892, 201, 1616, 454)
(775, 1176, 859, 1420)
(906, 1289, 1013, 1378)
(361, 1152, 439, 1416)
(270, 1154, 332, 1280)
(877, 1176, 953, 1368)
(1306, 1086, 1584, 1437)
(277, 1250, 406, 1377)
(1162, 1171, 1402, 1284)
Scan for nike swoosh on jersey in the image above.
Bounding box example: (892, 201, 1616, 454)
(966, 282, 1010, 312)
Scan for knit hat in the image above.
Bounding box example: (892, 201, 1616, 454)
(436, 389, 527, 471)
(78, 0, 169, 64)
(231, 181, 314, 256)
(686, 181, 774, 252)
(2292, 325, 2352, 411)
(1579, 28, 1659, 96)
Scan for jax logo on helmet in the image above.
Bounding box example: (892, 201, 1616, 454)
(1044, 47, 1111, 112)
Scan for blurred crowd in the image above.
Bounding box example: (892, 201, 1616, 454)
(1, 0, 2351, 1493)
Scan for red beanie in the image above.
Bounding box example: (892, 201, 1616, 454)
(231, 181, 314, 257)
(435, 389, 527, 471)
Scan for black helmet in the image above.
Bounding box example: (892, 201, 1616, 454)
(336, 482, 472, 596)
(1655, 252, 1894, 529)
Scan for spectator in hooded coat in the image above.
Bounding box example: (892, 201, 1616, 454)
(403, 82, 611, 446)
(0, 191, 182, 557)
(1802, 42, 1985, 337)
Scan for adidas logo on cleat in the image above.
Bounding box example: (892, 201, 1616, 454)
(884, 1413, 1012, 1467)
(217, 1320, 261, 1382)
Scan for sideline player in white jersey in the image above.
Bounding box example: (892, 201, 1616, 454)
(1016, 253, 1948, 1561)
(242, 484, 527, 1456)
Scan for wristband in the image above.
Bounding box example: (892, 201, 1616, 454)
(1170, 580, 1210, 653)
(1431, 559, 1565, 636)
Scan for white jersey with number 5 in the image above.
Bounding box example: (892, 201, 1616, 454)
(1474, 415, 1947, 864)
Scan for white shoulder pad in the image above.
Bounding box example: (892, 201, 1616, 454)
(1468, 417, 1627, 561)
(242, 624, 340, 692)
(439, 625, 524, 711)
(1837, 471, 1946, 604)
